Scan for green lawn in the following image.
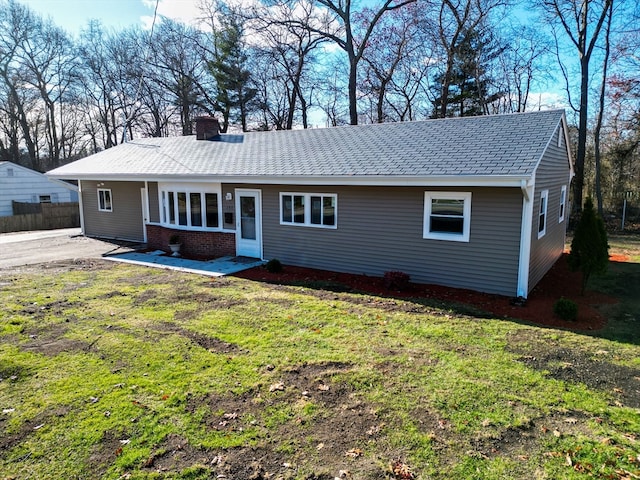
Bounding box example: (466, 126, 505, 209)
(1, 242, 639, 479)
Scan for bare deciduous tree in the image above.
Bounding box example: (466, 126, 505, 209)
(540, 0, 613, 214)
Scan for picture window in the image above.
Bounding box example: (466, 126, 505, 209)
(280, 193, 337, 228)
(423, 192, 471, 242)
(97, 188, 112, 212)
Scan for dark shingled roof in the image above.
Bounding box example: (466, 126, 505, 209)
(47, 110, 566, 183)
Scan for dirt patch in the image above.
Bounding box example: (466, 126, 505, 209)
(185, 362, 389, 479)
(140, 434, 213, 473)
(157, 322, 240, 354)
(100, 290, 129, 300)
(21, 337, 90, 357)
(86, 429, 130, 477)
(132, 288, 159, 305)
(469, 410, 593, 459)
(1, 259, 115, 276)
(0, 406, 71, 456)
(20, 299, 78, 320)
(133, 288, 244, 314)
(168, 290, 246, 309)
(20, 323, 92, 356)
(237, 254, 619, 331)
(512, 350, 640, 409)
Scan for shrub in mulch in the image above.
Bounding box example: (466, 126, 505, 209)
(553, 297, 578, 321)
(235, 254, 620, 331)
(383, 271, 410, 291)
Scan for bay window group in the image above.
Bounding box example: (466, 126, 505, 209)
(160, 183, 221, 229)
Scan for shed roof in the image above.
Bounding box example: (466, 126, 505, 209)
(47, 110, 568, 186)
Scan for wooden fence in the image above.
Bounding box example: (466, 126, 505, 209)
(0, 202, 80, 233)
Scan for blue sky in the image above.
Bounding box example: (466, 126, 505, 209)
(20, 0, 202, 34)
(19, 0, 567, 114)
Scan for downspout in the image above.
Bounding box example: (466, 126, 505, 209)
(516, 179, 534, 298)
(142, 181, 149, 244)
(78, 180, 86, 235)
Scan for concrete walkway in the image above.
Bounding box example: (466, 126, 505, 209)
(105, 250, 265, 277)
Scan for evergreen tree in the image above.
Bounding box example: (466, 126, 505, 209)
(431, 27, 504, 117)
(208, 14, 257, 132)
(568, 197, 609, 295)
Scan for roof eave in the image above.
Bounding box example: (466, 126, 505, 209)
(47, 173, 532, 188)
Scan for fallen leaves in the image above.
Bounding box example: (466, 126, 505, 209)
(389, 459, 414, 479)
(345, 448, 363, 458)
(269, 382, 285, 392)
(437, 419, 449, 430)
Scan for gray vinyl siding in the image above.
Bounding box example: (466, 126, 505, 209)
(234, 184, 523, 296)
(147, 182, 160, 223)
(528, 125, 571, 290)
(80, 180, 145, 241)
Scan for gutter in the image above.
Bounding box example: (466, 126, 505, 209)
(46, 173, 533, 189)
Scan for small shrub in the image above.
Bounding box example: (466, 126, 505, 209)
(553, 297, 578, 321)
(169, 234, 180, 244)
(265, 258, 283, 273)
(384, 271, 410, 291)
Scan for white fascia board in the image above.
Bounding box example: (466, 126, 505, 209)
(561, 114, 575, 179)
(51, 174, 531, 188)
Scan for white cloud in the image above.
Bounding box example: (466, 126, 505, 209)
(141, 0, 204, 28)
(528, 91, 570, 111)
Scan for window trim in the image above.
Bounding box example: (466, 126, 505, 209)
(97, 188, 113, 212)
(538, 189, 548, 239)
(423, 191, 471, 242)
(559, 185, 567, 223)
(158, 183, 222, 231)
(279, 192, 337, 229)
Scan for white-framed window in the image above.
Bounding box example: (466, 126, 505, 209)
(39, 195, 51, 203)
(280, 193, 337, 228)
(559, 185, 567, 222)
(423, 192, 471, 242)
(97, 188, 113, 212)
(159, 183, 221, 230)
(538, 190, 548, 238)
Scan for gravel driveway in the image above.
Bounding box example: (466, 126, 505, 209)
(0, 228, 138, 271)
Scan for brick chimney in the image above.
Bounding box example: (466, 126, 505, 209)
(195, 116, 221, 140)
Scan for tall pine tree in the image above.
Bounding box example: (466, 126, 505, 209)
(568, 197, 609, 295)
(431, 27, 504, 117)
(208, 14, 256, 132)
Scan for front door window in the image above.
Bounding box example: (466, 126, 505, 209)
(240, 196, 256, 240)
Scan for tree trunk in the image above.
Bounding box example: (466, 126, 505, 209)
(348, 57, 358, 125)
(574, 56, 589, 215)
(593, 0, 613, 216)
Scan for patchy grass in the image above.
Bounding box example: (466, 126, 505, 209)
(589, 234, 640, 344)
(0, 239, 639, 479)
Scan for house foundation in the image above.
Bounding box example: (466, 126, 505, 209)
(146, 225, 235, 259)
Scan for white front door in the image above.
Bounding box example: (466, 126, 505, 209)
(235, 189, 262, 258)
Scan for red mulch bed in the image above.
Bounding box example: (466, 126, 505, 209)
(236, 253, 622, 331)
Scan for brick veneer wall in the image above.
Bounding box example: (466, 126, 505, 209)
(146, 225, 235, 258)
